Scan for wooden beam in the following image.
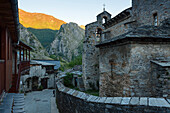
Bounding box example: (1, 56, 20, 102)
(0, 13, 14, 17)
(0, 10, 13, 15)
(0, 3, 11, 8)
(6, 22, 15, 25)
(26, 49, 27, 61)
(29, 50, 30, 61)
(19, 47, 21, 61)
(0, 0, 10, 3)
(15, 51, 17, 75)
(3, 16, 14, 20)
(23, 48, 24, 61)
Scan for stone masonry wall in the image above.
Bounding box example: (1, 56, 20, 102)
(104, 17, 132, 40)
(82, 22, 104, 90)
(99, 43, 131, 97)
(130, 42, 170, 97)
(99, 41, 170, 97)
(56, 81, 170, 113)
(132, 0, 170, 26)
(20, 66, 55, 92)
(151, 61, 170, 98)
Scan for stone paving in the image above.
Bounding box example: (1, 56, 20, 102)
(25, 89, 58, 113)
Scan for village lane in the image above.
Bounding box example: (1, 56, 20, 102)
(24, 89, 59, 113)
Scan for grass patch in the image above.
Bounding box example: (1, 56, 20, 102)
(84, 90, 99, 96)
(69, 87, 99, 96)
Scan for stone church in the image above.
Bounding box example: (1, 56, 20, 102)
(83, 0, 170, 98)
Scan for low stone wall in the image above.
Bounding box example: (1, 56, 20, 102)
(151, 60, 170, 98)
(56, 81, 170, 113)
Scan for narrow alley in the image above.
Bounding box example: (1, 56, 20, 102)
(24, 89, 59, 113)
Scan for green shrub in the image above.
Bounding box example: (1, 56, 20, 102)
(59, 65, 65, 72)
(59, 55, 82, 71)
(78, 74, 83, 77)
(38, 85, 43, 91)
(50, 55, 58, 60)
(68, 55, 82, 67)
(63, 73, 74, 87)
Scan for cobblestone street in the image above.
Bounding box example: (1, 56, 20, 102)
(25, 89, 59, 113)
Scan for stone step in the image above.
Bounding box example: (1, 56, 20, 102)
(14, 97, 25, 100)
(14, 95, 24, 98)
(15, 94, 24, 96)
(14, 102, 25, 106)
(13, 109, 26, 113)
(14, 100, 25, 103)
(14, 101, 25, 105)
(14, 98, 25, 102)
(13, 105, 25, 110)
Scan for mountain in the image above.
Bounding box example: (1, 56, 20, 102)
(27, 28, 58, 48)
(19, 9, 66, 30)
(19, 24, 51, 60)
(19, 9, 85, 30)
(80, 25, 85, 29)
(48, 22, 85, 61)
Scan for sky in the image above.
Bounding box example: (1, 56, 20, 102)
(18, 0, 132, 26)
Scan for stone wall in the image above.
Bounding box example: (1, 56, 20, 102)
(20, 66, 55, 92)
(82, 22, 104, 90)
(104, 0, 170, 40)
(132, 0, 170, 26)
(56, 81, 170, 113)
(99, 43, 131, 97)
(99, 41, 170, 97)
(104, 17, 133, 39)
(83, 10, 112, 90)
(151, 60, 170, 98)
(130, 42, 170, 97)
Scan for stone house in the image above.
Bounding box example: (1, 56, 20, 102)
(71, 71, 85, 91)
(20, 60, 58, 92)
(83, 0, 170, 98)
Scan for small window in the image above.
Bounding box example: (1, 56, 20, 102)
(96, 28, 102, 37)
(96, 28, 102, 42)
(153, 13, 158, 26)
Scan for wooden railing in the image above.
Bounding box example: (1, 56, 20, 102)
(20, 61, 30, 72)
(16, 61, 30, 92)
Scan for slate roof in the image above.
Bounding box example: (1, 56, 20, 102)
(96, 24, 170, 47)
(151, 60, 170, 67)
(31, 60, 60, 70)
(103, 7, 132, 28)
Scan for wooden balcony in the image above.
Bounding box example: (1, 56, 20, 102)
(9, 61, 30, 93)
(20, 61, 30, 72)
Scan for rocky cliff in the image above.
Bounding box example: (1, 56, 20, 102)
(48, 22, 85, 61)
(19, 24, 51, 60)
